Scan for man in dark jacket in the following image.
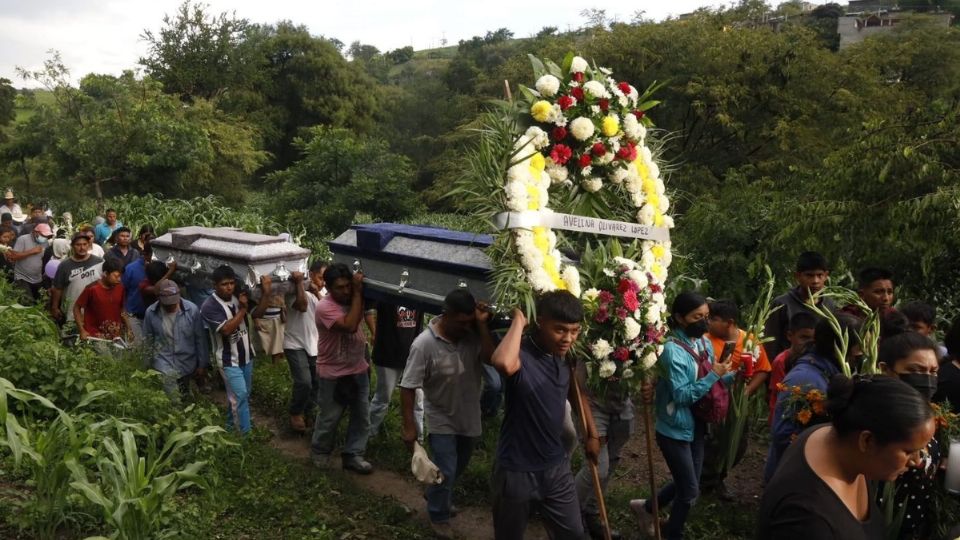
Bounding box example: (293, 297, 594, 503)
(763, 251, 835, 359)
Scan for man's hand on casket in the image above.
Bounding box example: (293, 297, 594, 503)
(291, 271, 305, 283)
(511, 308, 528, 328)
(259, 275, 273, 293)
(474, 302, 492, 327)
(351, 271, 364, 295)
(237, 291, 249, 311)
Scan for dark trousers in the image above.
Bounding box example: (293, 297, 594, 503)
(492, 460, 584, 540)
(14, 279, 41, 303)
(284, 348, 318, 416)
(426, 434, 475, 523)
(645, 421, 706, 540)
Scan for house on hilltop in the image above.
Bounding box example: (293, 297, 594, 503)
(838, 8, 954, 49)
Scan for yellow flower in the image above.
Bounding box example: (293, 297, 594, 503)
(531, 100, 552, 122)
(642, 177, 656, 194)
(651, 245, 666, 259)
(526, 184, 541, 210)
(602, 115, 620, 137)
(529, 153, 546, 174)
(634, 157, 650, 181)
(533, 227, 549, 251)
(654, 212, 664, 227)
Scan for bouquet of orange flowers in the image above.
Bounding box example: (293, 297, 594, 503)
(776, 383, 828, 439)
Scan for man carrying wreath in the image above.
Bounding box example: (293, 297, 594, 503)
(490, 290, 601, 540)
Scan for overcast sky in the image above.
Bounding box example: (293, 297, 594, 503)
(0, 0, 828, 88)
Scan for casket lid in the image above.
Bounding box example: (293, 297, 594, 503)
(329, 223, 493, 275)
(152, 226, 310, 263)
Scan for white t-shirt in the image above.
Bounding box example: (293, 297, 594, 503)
(90, 244, 105, 258)
(283, 291, 320, 356)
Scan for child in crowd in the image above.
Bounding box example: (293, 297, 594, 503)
(767, 311, 817, 427)
(899, 300, 948, 358)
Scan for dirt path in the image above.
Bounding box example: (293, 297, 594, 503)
(212, 390, 549, 540)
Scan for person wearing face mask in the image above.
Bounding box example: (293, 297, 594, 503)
(630, 292, 734, 540)
(876, 331, 941, 540)
(767, 312, 864, 483)
(757, 374, 935, 539)
(5, 222, 53, 303)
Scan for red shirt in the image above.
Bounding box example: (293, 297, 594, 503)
(768, 350, 790, 427)
(75, 282, 125, 338)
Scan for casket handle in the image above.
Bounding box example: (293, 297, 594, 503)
(398, 268, 410, 294)
(272, 262, 291, 282)
(457, 279, 468, 289)
(189, 259, 202, 274)
(352, 259, 363, 273)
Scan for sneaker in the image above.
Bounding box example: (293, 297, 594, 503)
(290, 414, 306, 433)
(342, 455, 374, 475)
(629, 499, 656, 538)
(583, 513, 622, 540)
(310, 452, 332, 469)
(716, 480, 738, 502)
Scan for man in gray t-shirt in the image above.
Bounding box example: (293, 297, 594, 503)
(399, 290, 494, 530)
(6, 222, 52, 302)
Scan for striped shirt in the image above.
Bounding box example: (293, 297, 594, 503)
(201, 294, 253, 368)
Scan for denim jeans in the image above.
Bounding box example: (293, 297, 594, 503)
(426, 434, 475, 523)
(369, 365, 423, 436)
(645, 420, 706, 540)
(575, 405, 634, 516)
(481, 363, 503, 416)
(311, 373, 371, 457)
(284, 348, 318, 416)
(222, 362, 253, 434)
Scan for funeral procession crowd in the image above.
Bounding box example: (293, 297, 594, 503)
(2, 188, 960, 540)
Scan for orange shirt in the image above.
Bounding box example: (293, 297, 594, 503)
(708, 328, 772, 373)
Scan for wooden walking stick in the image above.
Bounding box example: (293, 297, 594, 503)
(642, 374, 662, 540)
(570, 363, 613, 540)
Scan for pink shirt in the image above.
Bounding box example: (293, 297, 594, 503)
(315, 295, 368, 379)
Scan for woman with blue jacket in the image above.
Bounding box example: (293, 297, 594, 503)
(630, 292, 734, 539)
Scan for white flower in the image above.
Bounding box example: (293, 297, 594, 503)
(547, 164, 569, 184)
(618, 95, 629, 108)
(652, 292, 666, 307)
(535, 75, 561, 97)
(624, 317, 642, 340)
(582, 288, 600, 302)
(529, 268, 554, 292)
(622, 368, 635, 379)
(590, 105, 601, 115)
(505, 182, 527, 212)
(641, 249, 655, 269)
(655, 178, 666, 196)
(610, 167, 629, 184)
(627, 269, 648, 289)
(562, 266, 581, 298)
(596, 152, 614, 165)
(662, 215, 675, 229)
(658, 195, 670, 213)
(645, 307, 661, 324)
(525, 126, 549, 150)
(598, 360, 617, 378)
(613, 256, 636, 269)
(624, 176, 641, 194)
(583, 80, 609, 99)
(642, 351, 658, 369)
(662, 250, 673, 268)
(570, 117, 595, 141)
(581, 165, 593, 177)
(637, 204, 655, 225)
(581, 178, 603, 193)
(548, 104, 564, 125)
(570, 56, 589, 73)
(591, 339, 613, 360)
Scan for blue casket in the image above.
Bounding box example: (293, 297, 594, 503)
(328, 224, 493, 313)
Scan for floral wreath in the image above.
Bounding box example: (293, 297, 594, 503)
(494, 54, 676, 391)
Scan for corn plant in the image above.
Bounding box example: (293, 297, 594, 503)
(68, 420, 225, 540)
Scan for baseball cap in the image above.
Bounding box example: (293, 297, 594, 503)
(34, 223, 53, 237)
(156, 279, 181, 305)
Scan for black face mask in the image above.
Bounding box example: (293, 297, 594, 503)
(686, 319, 709, 338)
(899, 373, 937, 400)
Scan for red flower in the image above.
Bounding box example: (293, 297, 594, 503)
(616, 142, 638, 162)
(571, 87, 585, 101)
(632, 109, 645, 120)
(578, 154, 592, 168)
(623, 291, 639, 312)
(599, 98, 609, 112)
(557, 95, 575, 111)
(595, 306, 610, 323)
(616, 307, 628, 321)
(552, 126, 568, 141)
(572, 72, 585, 83)
(550, 144, 572, 165)
(649, 283, 662, 294)
(617, 278, 637, 294)
(618, 82, 631, 94)
(613, 347, 630, 362)
(591, 142, 606, 157)
(598, 290, 614, 305)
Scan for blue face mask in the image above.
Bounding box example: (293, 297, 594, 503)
(36, 235, 49, 245)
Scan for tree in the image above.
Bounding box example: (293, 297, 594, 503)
(267, 126, 422, 236)
(0, 78, 15, 130)
(347, 41, 381, 62)
(139, 1, 253, 100)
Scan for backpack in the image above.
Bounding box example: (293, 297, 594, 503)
(671, 338, 730, 424)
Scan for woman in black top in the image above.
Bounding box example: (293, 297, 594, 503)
(877, 331, 942, 539)
(933, 318, 960, 413)
(757, 375, 936, 540)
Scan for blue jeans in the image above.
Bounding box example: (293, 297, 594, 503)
(222, 363, 253, 434)
(481, 364, 503, 416)
(369, 365, 423, 436)
(645, 421, 706, 540)
(284, 349, 318, 416)
(426, 434, 475, 523)
(311, 373, 371, 457)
